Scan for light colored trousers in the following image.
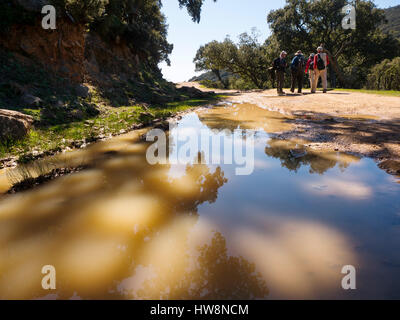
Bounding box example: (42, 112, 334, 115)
(312, 69, 327, 92)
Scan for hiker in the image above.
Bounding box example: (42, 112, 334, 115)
(290, 50, 305, 94)
(312, 46, 329, 93)
(305, 53, 315, 93)
(273, 51, 288, 95)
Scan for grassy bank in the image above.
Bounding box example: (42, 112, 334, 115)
(0, 97, 217, 161)
(331, 88, 400, 97)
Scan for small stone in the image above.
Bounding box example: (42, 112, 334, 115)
(75, 84, 90, 98)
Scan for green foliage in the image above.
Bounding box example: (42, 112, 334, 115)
(367, 57, 400, 91)
(267, 0, 400, 87)
(91, 0, 173, 66)
(332, 88, 400, 96)
(178, 0, 217, 23)
(382, 5, 400, 39)
(194, 30, 271, 89)
(51, 0, 108, 23)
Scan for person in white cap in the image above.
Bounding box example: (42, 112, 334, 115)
(273, 51, 288, 95)
(313, 46, 329, 93)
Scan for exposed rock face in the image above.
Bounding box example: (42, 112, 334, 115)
(0, 109, 34, 140)
(0, 18, 85, 83)
(84, 33, 142, 86)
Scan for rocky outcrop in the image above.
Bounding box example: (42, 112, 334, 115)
(0, 109, 34, 140)
(0, 18, 85, 83)
(84, 33, 141, 85)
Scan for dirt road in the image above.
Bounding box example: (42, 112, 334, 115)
(179, 82, 400, 177)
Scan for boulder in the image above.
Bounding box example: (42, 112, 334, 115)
(75, 84, 90, 98)
(0, 109, 34, 140)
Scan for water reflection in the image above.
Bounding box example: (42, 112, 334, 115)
(0, 129, 267, 299)
(198, 103, 293, 133)
(124, 228, 268, 300)
(0, 103, 399, 299)
(265, 139, 360, 174)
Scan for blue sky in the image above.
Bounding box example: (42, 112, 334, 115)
(159, 0, 399, 82)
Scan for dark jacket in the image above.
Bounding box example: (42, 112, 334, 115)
(273, 57, 287, 72)
(290, 55, 305, 74)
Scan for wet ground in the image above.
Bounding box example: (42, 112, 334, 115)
(0, 103, 399, 299)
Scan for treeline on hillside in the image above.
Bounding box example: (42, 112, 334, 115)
(382, 5, 400, 39)
(194, 0, 400, 90)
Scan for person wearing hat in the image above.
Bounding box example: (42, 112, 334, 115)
(313, 46, 330, 93)
(305, 53, 316, 93)
(290, 50, 306, 94)
(273, 51, 288, 95)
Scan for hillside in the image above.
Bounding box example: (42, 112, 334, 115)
(189, 70, 235, 82)
(383, 5, 400, 39)
(0, 0, 215, 161)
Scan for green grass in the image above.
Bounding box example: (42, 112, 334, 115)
(0, 97, 218, 159)
(332, 88, 400, 97)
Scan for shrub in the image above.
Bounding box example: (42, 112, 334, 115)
(367, 57, 400, 90)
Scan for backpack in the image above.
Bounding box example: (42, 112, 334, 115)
(316, 53, 325, 70)
(272, 58, 280, 70)
(309, 59, 314, 71)
(273, 57, 286, 71)
(291, 55, 304, 73)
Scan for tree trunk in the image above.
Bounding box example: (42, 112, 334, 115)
(323, 49, 347, 87)
(212, 69, 228, 89)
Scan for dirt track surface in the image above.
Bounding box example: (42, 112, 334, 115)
(179, 82, 400, 177)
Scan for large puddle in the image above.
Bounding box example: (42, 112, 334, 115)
(0, 103, 399, 299)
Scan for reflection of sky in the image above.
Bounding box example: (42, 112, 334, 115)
(172, 110, 400, 299)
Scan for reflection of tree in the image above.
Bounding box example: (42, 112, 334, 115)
(265, 139, 347, 174)
(173, 165, 228, 214)
(199, 114, 243, 132)
(138, 232, 269, 300)
(0, 144, 230, 299)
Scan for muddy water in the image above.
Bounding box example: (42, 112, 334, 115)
(0, 103, 399, 299)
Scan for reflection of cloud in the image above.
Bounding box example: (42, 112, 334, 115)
(117, 265, 157, 299)
(253, 159, 273, 170)
(303, 177, 372, 199)
(229, 215, 357, 299)
(118, 215, 269, 300)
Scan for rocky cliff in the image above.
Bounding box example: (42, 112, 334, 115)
(1, 18, 86, 83)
